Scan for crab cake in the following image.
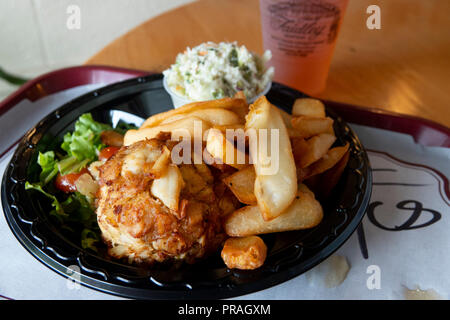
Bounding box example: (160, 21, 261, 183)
(96, 138, 233, 264)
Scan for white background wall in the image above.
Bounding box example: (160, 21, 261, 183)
(0, 0, 194, 99)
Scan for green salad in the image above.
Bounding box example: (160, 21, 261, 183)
(25, 113, 136, 251)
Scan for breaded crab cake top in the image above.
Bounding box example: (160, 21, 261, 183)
(95, 138, 238, 264)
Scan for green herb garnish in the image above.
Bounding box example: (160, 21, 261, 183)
(228, 48, 239, 67)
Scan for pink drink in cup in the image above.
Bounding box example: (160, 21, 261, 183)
(260, 0, 349, 95)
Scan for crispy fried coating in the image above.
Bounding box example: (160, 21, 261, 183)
(96, 139, 237, 264)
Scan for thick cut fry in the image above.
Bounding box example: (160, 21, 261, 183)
(291, 116, 334, 138)
(278, 108, 311, 140)
(245, 96, 298, 221)
(213, 124, 245, 132)
(292, 133, 336, 168)
(124, 117, 211, 146)
(291, 138, 307, 163)
(224, 184, 323, 236)
(282, 111, 317, 139)
(292, 98, 326, 117)
(222, 166, 257, 205)
(297, 143, 349, 182)
(288, 128, 305, 138)
(141, 97, 248, 128)
(230, 91, 249, 120)
(160, 108, 241, 126)
(206, 127, 248, 169)
(218, 188, 241, 217)
(211, 124, 249, 153)
(301, 143, 350, 181)
(279, 108, 293, 130)
(151, 164, 185, 212)
(221, 236, 267, 270)
(296, 166, 310, 182)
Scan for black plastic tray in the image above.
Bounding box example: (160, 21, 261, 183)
(1, 74, 372, 299)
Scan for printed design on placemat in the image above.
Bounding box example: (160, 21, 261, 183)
(357, 150, 449, 259)
(365, 150, 450, 250)
(368, 149, 448, 230)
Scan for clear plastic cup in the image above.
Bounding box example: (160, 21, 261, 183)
(163, 76, 272, 108)
(260, 0, 349, 95)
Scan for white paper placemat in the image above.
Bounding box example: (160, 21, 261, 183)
(0, 86, 448, 300)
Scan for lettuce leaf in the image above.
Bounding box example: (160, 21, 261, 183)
(57, 156, 91, 176)
(25, 183, 93, 221)
(81, 228, 100, 252)
(37, 151, 58, 185)
(67, 192, 97, 227)
(25, 181, 68, 217)
(113, 120, 138, 135)
(61, 113, 112, 161)
(25, 113, 124, 252)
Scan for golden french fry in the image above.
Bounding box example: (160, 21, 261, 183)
(291, 116, 334, 138)
(194, 163, 214, 184)
(232, 91, 249, 119)
(224, 184, 323, 236)
(279, 108, 293, 129)
(292, 133, 336, 168)
(302, 143, 350, 180)
(218, 189, 241, 217)
(229, 106, 249, 123)
(221, 236, 267, 270)
(141, 97, 248, 128)
(292, 98, 326, 117)
(298, 182, 315, 196)
(245, 96, 298, 221)
(287, 128, 304, 138)
(278, 108, 311, 140)
(151, 164, 185, 211)
(282, 110, 317, 140)
(213, 124, 245, 132)
(296, 166, 311, 182)
(222, 166, 257, 205)
(210, 124, 249, 153)
(206, 127, 248, 169)
(160, 108, 241, 126)
(124, 116, 211, 146)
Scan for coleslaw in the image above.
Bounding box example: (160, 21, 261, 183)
(163, 42, 274, 101)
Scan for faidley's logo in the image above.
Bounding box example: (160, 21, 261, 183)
(268, 1, 341, 43)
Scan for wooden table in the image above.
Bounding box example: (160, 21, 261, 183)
(86, 0, 450, 128)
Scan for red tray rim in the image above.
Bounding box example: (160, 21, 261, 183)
(0, 65, 448, 148)
(0, 65, 448, 300)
